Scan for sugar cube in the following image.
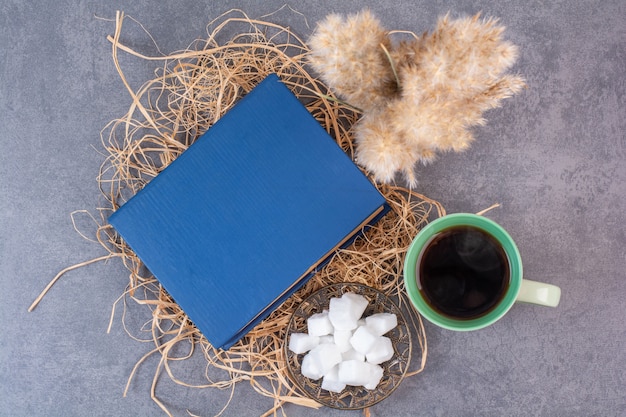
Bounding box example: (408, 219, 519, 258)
(301, 351, 324, 380)
(365, 313, 398, 336)
(363, 363, 384, 390)
(333, 329, 353, 353)
(342, 293, 369, 317)
(302, 343, 343, 380)
(321, 365, 346, 393)
(328, 293, 369, 331)
(307, 310, 334, 336)
(365, 336, 394, 365)
(350, 325, 378, 354)
(288, 332, 320, 354)
(328, 297, 358, 330)
(337, 360, 370, 386)
(337, 360, 382, 387)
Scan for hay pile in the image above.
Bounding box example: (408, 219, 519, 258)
(33, 9, 445, 416)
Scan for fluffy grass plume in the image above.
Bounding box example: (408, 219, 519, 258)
(309, 11, 526, 186)
(307, 9, 398, 112)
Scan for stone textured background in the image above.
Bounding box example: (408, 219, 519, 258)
(1, 1, 624, 416)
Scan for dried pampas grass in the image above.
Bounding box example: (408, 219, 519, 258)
(307, 10, 398, 111)
(308, 11, 526, 185)
(30, 9, 443, 417)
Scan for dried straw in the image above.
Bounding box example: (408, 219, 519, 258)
(31, 9, 446, 416)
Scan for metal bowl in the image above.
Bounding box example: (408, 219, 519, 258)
(284, 283, 412, 409)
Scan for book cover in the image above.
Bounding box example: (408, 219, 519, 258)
(109, 74, 389, 349)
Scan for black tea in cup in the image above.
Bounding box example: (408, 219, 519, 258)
(417, 225, 510, 320)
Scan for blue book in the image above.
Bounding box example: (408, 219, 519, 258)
(109, 74, 389, 350)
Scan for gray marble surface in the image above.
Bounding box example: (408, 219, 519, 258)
(1, 1, 624, 416)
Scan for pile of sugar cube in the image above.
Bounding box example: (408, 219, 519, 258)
(288, 292, 398, 393)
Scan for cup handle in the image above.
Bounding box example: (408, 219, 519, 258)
(516, 279, 561, 307)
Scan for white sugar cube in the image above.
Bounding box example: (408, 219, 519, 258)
(365, 313, 398, 336)
(342, 293, 369, 317)
(328, 297, 358, 330)
(288, 333, 320, 354)
(307, 310, 334, 336)
(302, 343, 343, 380)
(333, 329, 353, 353)
(350, 325, 378, 354)
(338, 360, 382, 388)
(365, 336, 394, 365)
(319, 335, 335, 344)
(337, 360, 370, 386)
(321, 365, 346, 393)
(301, 357, 323, 381)
(328, 292, 368, 331)
(363, 363, 384, 390)
(301, 351, 324, 380)
(342, 349, 365, 362)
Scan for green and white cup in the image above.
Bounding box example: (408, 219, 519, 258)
(403, 213, 561, 331)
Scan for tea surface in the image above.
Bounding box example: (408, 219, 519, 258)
(418, 226, 510, 319)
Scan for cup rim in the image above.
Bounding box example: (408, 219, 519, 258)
(403, 213, 523, 331)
